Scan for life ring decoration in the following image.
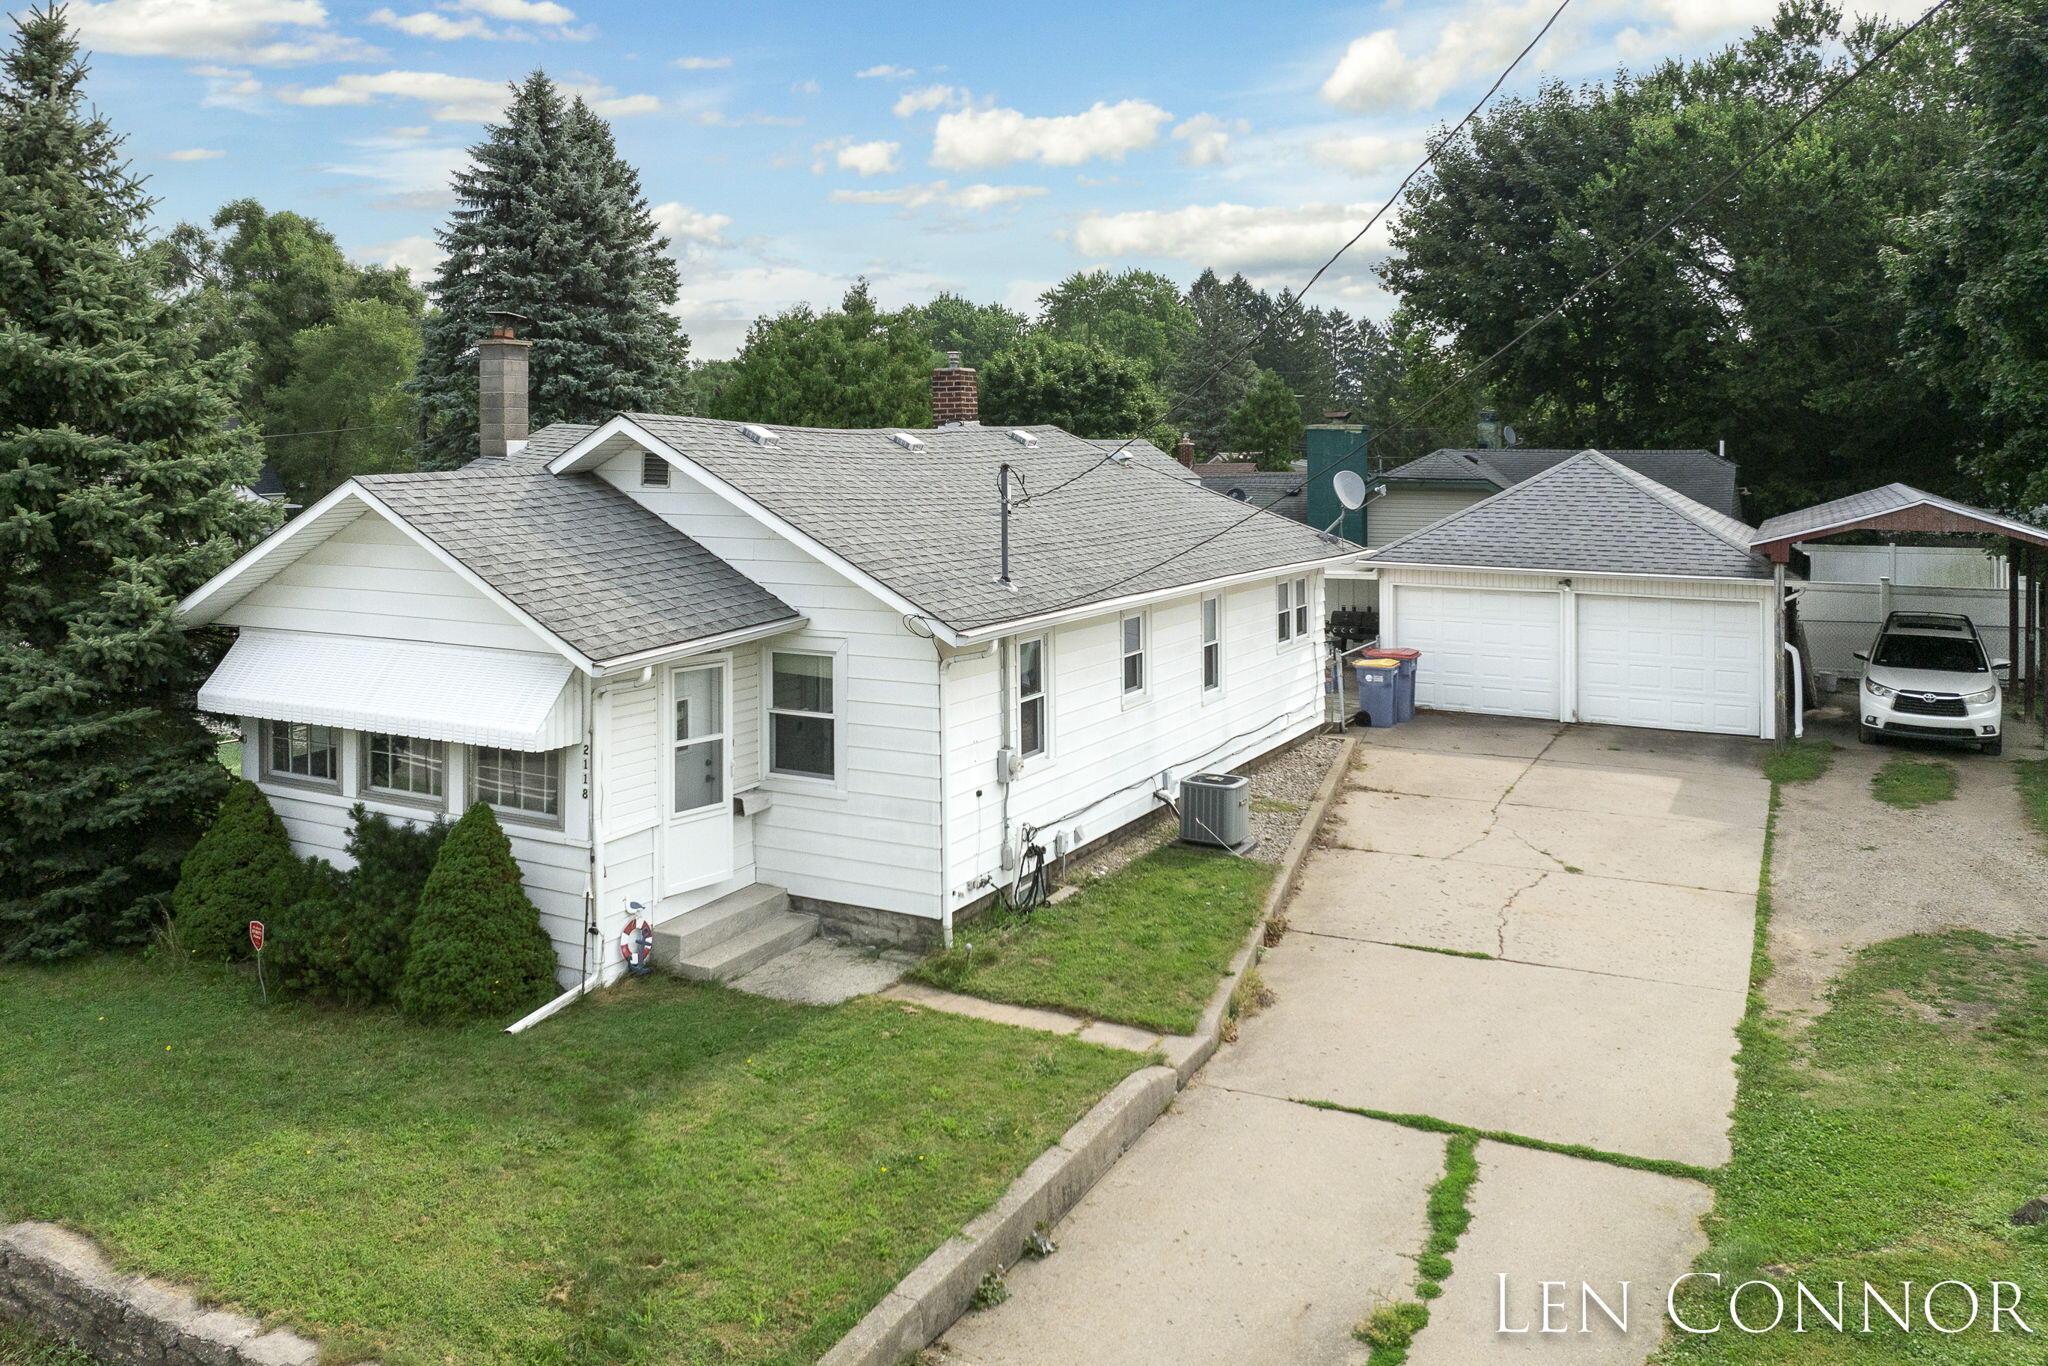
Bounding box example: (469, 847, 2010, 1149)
(620, 905, 655, 976)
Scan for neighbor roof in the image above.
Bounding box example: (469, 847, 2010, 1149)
(1199, 471, 1307, 523)
(1380, 447, 1741, 518)
(554, 415, 1355, 633)
(1366, 450, 1770, 580)
(359, 465, 800, 663)
(1751, 482, 2048, 554)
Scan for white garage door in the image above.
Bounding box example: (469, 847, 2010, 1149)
(1393, 586, 1562, 719)
(1575, 595, 1762, 735)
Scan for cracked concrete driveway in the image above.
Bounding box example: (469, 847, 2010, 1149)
(935, 714, 1765, 1366)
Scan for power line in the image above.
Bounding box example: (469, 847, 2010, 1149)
(1018, 0, 1578, 509)
(964, 0, 1956, 629)
(258, 423, 412, 440)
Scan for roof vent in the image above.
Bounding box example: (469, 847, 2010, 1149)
(1008, 430, 1037, 447)
(889, 431, 925, 450)
(740, 424, 779, 446)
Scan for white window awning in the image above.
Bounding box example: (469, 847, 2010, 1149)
(199, 632, 580, 752)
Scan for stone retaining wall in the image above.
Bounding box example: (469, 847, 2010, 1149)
(0, 1222, 331, 1366)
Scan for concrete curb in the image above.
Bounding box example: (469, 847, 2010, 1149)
(0, 1221, 348, 1366)
(1168, 732, 1359, 1086)
(818, 1066, 1178, 1366)
(818, 734, 1359, 1366)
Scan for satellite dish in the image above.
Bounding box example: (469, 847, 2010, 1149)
(1502, 425, 1520, 447)
(1227, 488, 1250, 502)
(1333, 469, 1368, 510)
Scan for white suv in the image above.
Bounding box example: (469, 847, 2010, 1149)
(1856, 612, 2006, 755)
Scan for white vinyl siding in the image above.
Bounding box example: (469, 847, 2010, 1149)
(214, 513, 544, 653)
(1365, 489, 1487, 548)
(942, 575, 1326, 914)
(594, 449, 943, 922)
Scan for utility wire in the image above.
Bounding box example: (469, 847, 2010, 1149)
(258, 423, 412, 440)
(1017, 0, 1578, 509)
(964, 0, 1956, 629)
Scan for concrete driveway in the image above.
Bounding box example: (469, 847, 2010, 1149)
(936, 714, 1766, 1366)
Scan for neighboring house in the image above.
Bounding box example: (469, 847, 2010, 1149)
(233, 462, 291, 507)
(177, 346, 1358, 991)
(1364, 447, 1740, 549)
(1365, 451, 1784, 738)
(1200, 471, 1305, 522)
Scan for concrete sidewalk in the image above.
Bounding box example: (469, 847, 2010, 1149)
(932, 715, 1764, 1366)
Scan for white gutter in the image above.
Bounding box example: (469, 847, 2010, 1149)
(593, 616, 809, 675)
(1366, 559, 1781, 587)
(952, 552, 1366, 643)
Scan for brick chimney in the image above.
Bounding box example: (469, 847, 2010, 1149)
(931, 350, 979, 427)
(1174, 433, 1196, 469)
(478, 309, 532, 460)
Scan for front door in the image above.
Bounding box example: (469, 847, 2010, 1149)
(661, 660, 734, 896)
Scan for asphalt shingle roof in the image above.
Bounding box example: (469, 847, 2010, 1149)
(1381, 447, 1741, 519)
(358, 465, 800, 663)
(1365, 450, 1770, 580)
(605, 414, 1354, 631)
(1199, 471, 1308, 523)
(1750, 482, 2048, 549)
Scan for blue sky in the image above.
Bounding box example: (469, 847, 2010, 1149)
(51, 0, 1920, 356)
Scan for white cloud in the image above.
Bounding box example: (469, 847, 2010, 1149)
(1072, 200, 1394, 275)
(461, 0, 573, 22)
(389, 124, 430, 137)
(1321, 0, 1575, 112)
(65, 0, 378, 66)
(1312, 133, 1426, 175)
(791, 78, 821, 95)
(673, 55, 732, 69)
(694, 109, 804, 127)
(320, 137, 469, 207)
(651, 202, 733, 248)
(278, 69, 656, 121)
(829, 180, 1047, 211)
(368, 9, 496, 39)
(836, 139, 901, 176)
(165, 147, 227, 161)
(190, 63, 264, 108)
(855, 64, 915, 79)
(353, 234, 444, 281)
(931, 99, 1172, 170)
(892, 83, 969, 118)
(1172, 114, 1244, 166)
(1609, 0, 1922, 55)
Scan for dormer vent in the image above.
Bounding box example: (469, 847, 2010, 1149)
(889, 431, 925, 451)
(741, 424, 779, 446)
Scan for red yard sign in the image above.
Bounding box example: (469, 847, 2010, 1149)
(248, 920, 265, 952)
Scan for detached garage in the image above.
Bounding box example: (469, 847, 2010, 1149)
(1367, 451, 1781, 739)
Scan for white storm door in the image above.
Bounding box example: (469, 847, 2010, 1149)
(1575, 595, 1763, 735)
(661, 661, 734, 896)
(1394, 585, 1563, 719)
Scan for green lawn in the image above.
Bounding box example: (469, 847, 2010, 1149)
(0, 956, 1140, 1366)
(0, 1321, 97, 1366)
(1870, 754, 1959, 809)
(910, 845, 1274, 1034)
(1657, 932, 2048, 1364)
(1759, 738, 1834, 785)
(2017, 760, 2048, 845)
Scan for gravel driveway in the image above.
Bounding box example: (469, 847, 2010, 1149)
(1766, 706, 2048, 1023)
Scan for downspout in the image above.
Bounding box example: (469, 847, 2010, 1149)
(1782, 642, 1805, 740)
(507, 668, 605, 1034)
(1772, 561, 1789, 746)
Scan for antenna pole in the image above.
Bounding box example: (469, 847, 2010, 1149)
(997, 462, 1013, 588)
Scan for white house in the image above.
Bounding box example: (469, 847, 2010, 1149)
(177, 343, 1359, 990)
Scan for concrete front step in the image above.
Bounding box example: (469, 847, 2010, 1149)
(651, 883, 791, 966)
(672, 912, 819, 982)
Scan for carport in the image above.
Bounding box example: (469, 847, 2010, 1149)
(1750, 483, 2048, 740)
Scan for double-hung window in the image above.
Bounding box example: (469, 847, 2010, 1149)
(769, 651, 836, 779)
(473, 746, 561, 824)
(1201, 596, 1223, 693)
(1121, 614, 1146, 695)
(1017, 637, 1047, 757)
(263, 721, 339, 786)
(364, 733, 446, 805)
(1277, 577, 1309, 642)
